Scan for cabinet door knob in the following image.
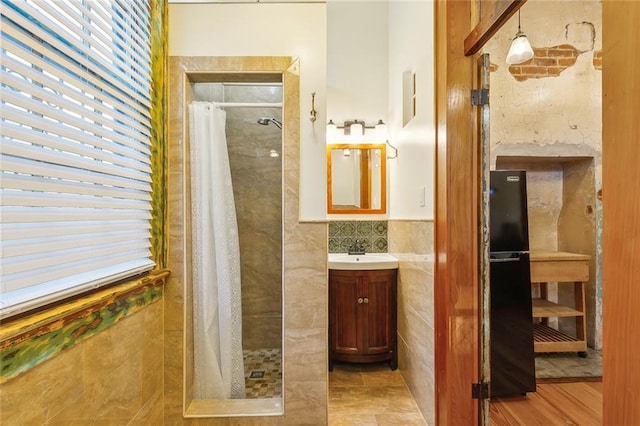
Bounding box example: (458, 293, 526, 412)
(363, 297, 369, 304)
(357, 298, 364, 304)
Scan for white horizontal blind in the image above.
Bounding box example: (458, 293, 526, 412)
(0, 0, 155, 318)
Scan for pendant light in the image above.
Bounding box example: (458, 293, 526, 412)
(506, 10, 534, 65)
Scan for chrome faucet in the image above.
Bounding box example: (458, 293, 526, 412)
(348, 239, 366, 255)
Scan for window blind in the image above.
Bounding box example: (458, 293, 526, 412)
(0, 0, 155, 318)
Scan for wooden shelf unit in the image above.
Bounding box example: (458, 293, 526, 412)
(529, 251, 590, 355)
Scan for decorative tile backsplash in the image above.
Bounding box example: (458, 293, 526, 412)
(328, 220, 388, 253)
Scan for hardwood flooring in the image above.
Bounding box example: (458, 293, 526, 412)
(490, 381, 603, 426)
(329, 363, 602, 425)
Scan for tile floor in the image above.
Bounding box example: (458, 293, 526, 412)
(328, 363, 427, 425)
(243, 348, 282, 399)
(535, 348, 602, 379)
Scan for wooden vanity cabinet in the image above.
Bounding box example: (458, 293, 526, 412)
(329, 268, 398, 371)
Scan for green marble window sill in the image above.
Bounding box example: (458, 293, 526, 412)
(0, 269, 169, 384)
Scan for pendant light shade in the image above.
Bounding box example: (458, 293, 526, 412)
(506, 33, 534, 64)
(506, 10, 534, 65)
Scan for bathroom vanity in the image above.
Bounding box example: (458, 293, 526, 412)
(328, 260, 398, 371)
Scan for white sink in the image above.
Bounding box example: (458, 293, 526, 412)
(328, 253, 399, 270)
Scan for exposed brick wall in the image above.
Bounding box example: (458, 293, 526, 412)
(509, 44, 580, 82)
(593, 49, 602, 70)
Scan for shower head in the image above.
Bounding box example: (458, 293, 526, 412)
(257, 117, 282, 130)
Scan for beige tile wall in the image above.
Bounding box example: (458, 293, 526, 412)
(191, 82, 283, 350)
(0, 301, 164, 424)
(226, 87, 283, 350)
(167, 56, 328, 424)
(388, 220, 435, 426)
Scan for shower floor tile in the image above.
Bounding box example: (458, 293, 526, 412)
(243, 348, 282, 399)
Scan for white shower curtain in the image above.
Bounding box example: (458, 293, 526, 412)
(189, 102, 245, 399)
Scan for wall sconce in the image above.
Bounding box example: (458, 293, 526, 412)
(506, 10, 534, 65)
(326, 118, 398, 159)
(309, 92, 317, 122)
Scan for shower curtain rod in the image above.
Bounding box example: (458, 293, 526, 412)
(216, 102, 282, 108)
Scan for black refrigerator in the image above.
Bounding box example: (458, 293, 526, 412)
(489, 170, 536, 397)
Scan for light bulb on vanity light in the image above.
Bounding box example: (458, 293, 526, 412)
(326, 119, 338, 141)
(349, 122, 364, 137)
(375, 119, 388, 140)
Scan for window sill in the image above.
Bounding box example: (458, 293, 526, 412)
(0, 268, 170, 384)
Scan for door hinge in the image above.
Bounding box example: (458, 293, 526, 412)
(472, 382, 490, 399)
(471, 88, 489, 106)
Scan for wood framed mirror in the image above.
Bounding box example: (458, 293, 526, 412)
(327, 143, 386, 214)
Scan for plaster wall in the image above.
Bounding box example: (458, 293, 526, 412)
(387, 0, 435, 220)
(169, 3, 327, 221)
(327, 1, 435, 220)
(486, 0, 602, 154)
(326, 1, 388, 126)
(386, 2, 435, 422)
(486, 0, 602, 348)
(326, 3, 436, 421)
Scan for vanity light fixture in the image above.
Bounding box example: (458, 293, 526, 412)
(506, 9, 534, 65)
(349, 121, 364, 137)
(375, 119, 387, 136)
(343, 119, 365, 136)
(326, 119, 398, 158)
(374, 120, 397, 159)
(326, 119, 365, 136)
(326, 119, 338, 141)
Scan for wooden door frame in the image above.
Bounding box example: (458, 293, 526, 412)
(434, 0, 478, 423)
(435, 0, 524, 423)
(602, 1, 640, 424)
(436, 0, 640, 424)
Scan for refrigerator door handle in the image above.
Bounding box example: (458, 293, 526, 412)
(489, 257, 521, 263)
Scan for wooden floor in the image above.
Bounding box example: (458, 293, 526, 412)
(328, 363, 602, 425)
(490, 381, 603, 426)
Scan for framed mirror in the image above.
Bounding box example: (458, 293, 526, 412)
(327, 143, 386, 214)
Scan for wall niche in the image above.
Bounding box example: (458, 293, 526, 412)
(494, 156, 598, 348)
